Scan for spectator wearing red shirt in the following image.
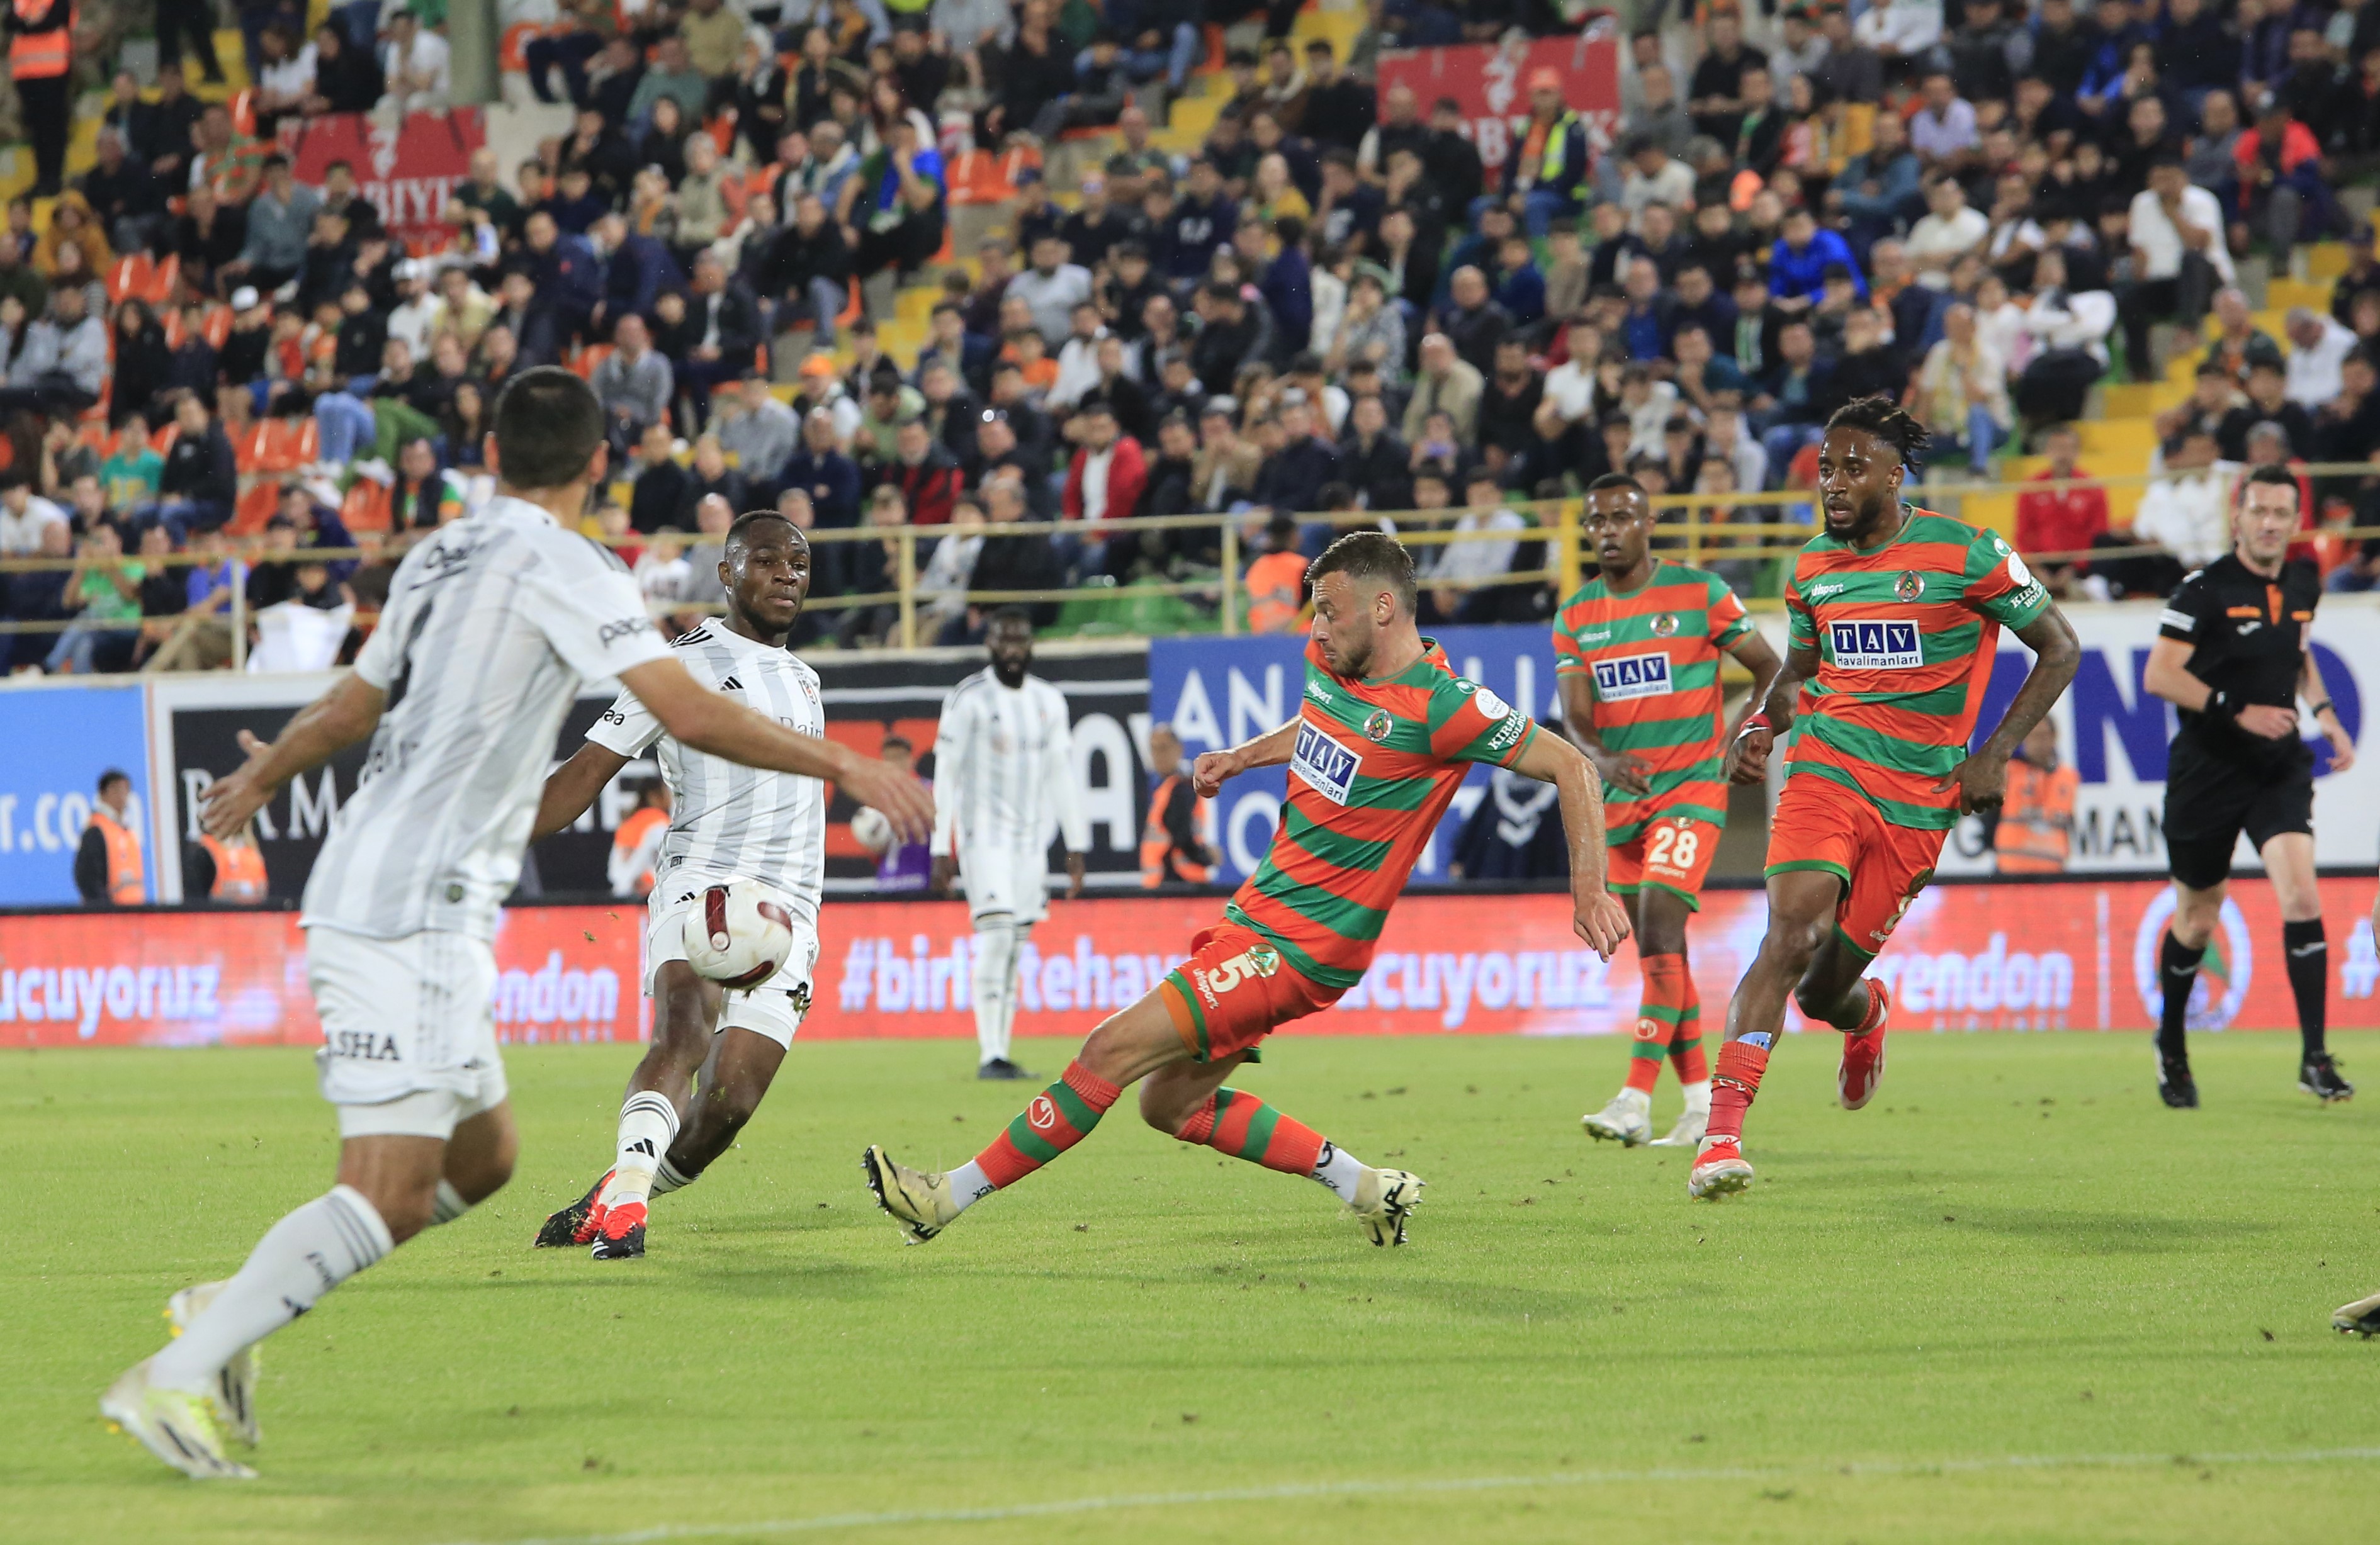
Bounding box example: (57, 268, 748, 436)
(1063, 398, 1147, 525)
(885, 414, 964, 527)
(2233, 102, 2335, 259)
(2014, 424, 2107, 597)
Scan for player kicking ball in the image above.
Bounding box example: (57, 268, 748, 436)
(2140, 465, 2355, 1108)
(862, 534, 1632, 1246)
(1690, 398, 2080, 1201)
(526, 508, 832, 1260)
(1559, 473, 1782, 1149)
(98, 373, 932, 1479)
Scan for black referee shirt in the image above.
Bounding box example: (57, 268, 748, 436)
(2156, 553, 2320, 777)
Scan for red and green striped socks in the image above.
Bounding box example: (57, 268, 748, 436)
(1672, 969, 1709, 1089)
(1704, 1037, 1771, 1150)
(1625, 955, 1690, 1093)
(1176, 1088, 1363, 1201)
(961, 1061, 1122, 1198)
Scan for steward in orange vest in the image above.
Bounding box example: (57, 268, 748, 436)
(1139, 726, 1215, 887)
(6, 0, 72, 198)
(1994, 722, 2078, 875)
(74, 770, 144, 905)
(195, 831, 269, 900)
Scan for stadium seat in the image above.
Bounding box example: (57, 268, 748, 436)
(570, 343, 613, 380)
(226, 479, 280, 536)
(226, 422, 265, 474)
(252, 417, 314, 474)
(107, 252, 154, 306)
(149, 422, 179, 455)
(340, 478, 392, 535)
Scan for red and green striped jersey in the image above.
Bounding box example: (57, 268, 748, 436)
(1783, 503, 2051, 830)
(1550, 560, 1754, 844)
(1226, 636, 1539, 992)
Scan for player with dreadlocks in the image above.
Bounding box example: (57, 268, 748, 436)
(1689, 396, 2082, 1200)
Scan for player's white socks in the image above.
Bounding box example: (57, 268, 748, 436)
(431, 1179, 471, 1224)
(946, 1158, 993, 1213)
(650, 1155, 696, 1198)
(150, 1184, 392, 1395)
(602, 1091, 679, 1211)
(1312, 1143, 1367, 1203)
(971, 916, 1022, 1064)
(1682, 1080, 1712, 1116)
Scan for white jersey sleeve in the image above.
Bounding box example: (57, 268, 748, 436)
(522, 559, 673, 684)
(930, 683, 975, 859)
(585, 685, 667, 759)
(1042, 686, 1091, 855)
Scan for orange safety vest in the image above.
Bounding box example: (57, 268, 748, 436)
(1139, 773, 1213, 887)
(1994, 759, 2078, 875)
(91, 806, 143, 904)
(9, 0, 71, 82)
(611, 805, 669, 897)
(200, 834, 268, 900)
(1245, 551, 1307, 634)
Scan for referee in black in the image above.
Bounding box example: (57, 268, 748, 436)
(2143, 464, 2357, 1107)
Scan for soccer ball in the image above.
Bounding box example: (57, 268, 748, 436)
(850, 806, 895, 855)
(680, 880, 793, 989)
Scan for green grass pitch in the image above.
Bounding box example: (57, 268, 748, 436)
(9, 1030, 2380, 1544)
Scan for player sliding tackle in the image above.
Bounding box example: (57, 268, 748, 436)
(1689, 397, 2080, 1201)
(863, 532, 1632, 1246)
(98, 371, 933, 1480)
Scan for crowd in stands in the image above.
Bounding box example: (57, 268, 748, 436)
(18, 0, 2380, 672)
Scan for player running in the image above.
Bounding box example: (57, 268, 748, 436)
(2140, 464, 2356, 1108)
(862, 533, 1632, 1247)
(99, 371, 931, 1480)
(929, 607, 1091, 1081)
(526, 508, 830, 1261)
(1558, 473, 1783, 1149)
(1691, 397, 2080, 1201)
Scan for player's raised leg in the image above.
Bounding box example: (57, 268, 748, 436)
(864, 933, 1419, 1245)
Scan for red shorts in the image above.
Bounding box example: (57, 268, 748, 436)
(1764, 773, 1948, 957)
(1158, 923, 1335, 1064)
(1606, 811, 1722, 910)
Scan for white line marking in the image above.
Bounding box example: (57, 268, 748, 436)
(442, 1447, 2380, 1545)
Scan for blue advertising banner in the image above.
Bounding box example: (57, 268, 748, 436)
(0, 682, 152, 905)
(1148, 626, 1563, 886)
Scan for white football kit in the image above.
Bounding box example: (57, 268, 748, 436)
(301, 494, 671, 1137)
(932, 668, 1090, 1066)
(586, 618, 828, 1048)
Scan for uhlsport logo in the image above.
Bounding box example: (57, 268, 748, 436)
(2133, 890, 2253, 1031)
(1027, 1094, 1059, 1131)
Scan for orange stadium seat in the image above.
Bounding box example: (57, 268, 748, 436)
(227, 480, 281, 536)
(108, 252, 154, 305)
(226, 422, 265, 473)
(252, 417, 315, 473)
(340, 478, 392, 535)
(570, 343, 612, 379)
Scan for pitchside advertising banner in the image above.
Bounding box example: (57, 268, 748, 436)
(0, 681, 154, 904)
(1376, 27, 1623, 179)
(7, 882, 2379, 1047)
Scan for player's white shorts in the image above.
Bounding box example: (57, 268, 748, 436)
(644, 882, 820, 1049)
(958, 849, 1050, 926)
(305, 925, 509, 1140)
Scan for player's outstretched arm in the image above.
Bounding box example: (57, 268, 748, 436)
(1941, 605, 2082, 814)
(1725, 639, 1818, 786)
(1191, 717, 1300, 797)
(618, 657, 935, 841)
(530, 743, 633, 843)
(1511, 725, 1631, 960)
(200, 672, 385, 840)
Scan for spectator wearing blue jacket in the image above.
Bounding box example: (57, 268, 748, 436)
(1260, 216, 1313, 363)
(589, 211, 680, 340)
(1768, 206, 1868, 312)
(518, 209, 604, 364)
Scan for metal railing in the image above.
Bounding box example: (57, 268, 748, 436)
(2, 462, 2374, 663)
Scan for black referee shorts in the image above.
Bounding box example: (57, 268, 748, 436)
(2163, 744, 2315, 891)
